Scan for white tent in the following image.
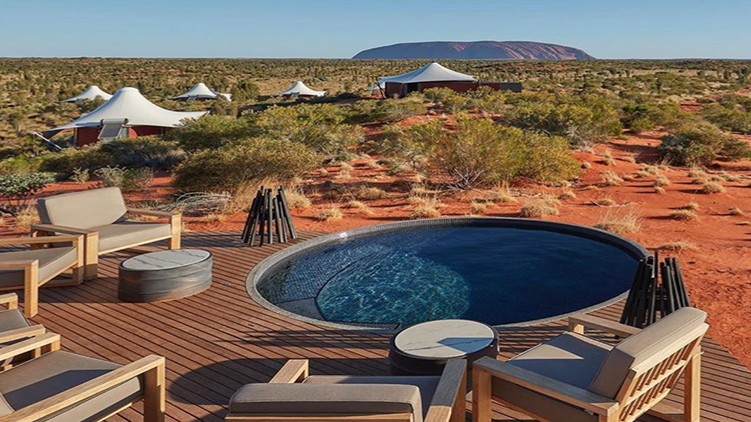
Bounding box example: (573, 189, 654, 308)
(63, 85, 113, 102)
(173, 82, 231, 101)
(47, 87, 207, 136)
(277, 81, 326, 97)
(377, 62, 476, 86)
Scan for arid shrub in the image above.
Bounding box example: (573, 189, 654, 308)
(39, 145, 115, 177)
(93, 166, 126, 188)
(70, 168, 89, 184)
(470, 201, 488, 215)
(0, 172, 55, 207)
(345, 98, 426, 124)
(285, 189, 312, 209)
(100, 136, 185, 169)
(411, 204, 441, 219)
(347, 200, 375, 215)
(354, 186, 387, 200)
(658, 241, 698, 252)
(167, 115, 256, 152)
(519, 197, 560, 218)
(315, 205, 343, 222)
(594, 208, 641, 234)
(700, 182, 725, 194)
(669, 209, 697, 220)
(659, 124, 751, 166)
(173, 138, 318, 193)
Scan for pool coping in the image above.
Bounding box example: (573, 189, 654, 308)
(246, 217, 650, 334)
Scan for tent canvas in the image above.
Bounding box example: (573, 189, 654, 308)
(277, 81, 326, 97)
(173, 83, 231, 101)
(63, 85, 113, 103)
(377, 62, 476, 85)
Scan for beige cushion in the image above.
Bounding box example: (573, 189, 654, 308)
(491, 378, 599, 422)
(0, 247, 77, 288)
(37, 187, 127, 229)
(230, 375, 440, 422)
(0, 350, 143, 420)
(96, 221, 171, 252)
(589, 307, 708, 398)
(0, 309, 29, 333)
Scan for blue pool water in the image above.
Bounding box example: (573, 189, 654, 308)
(256, 225, 641, 327)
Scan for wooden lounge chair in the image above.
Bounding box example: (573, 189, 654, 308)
(0, 235, 84, 317)
(0, 293, 45, 368)
(472, 307, 708, 422)
(32, 187, 181, 280)
(226, 358, 467, 422)
(0, 332, 165, 422)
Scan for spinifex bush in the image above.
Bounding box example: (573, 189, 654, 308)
(99, 136, 185, 170)
(345, 98, 426, 124)
(173, 137, 318, 194)
(166, 115, 257, 152)
(659, 123, 751, 166)
(0, 172, 55, 207)
(39, 145, 115, 177)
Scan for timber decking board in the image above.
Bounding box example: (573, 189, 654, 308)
(13, 231, 750, 422)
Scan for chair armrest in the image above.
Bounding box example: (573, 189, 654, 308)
(0, 260, 37, 270)
(127, 208, 180, 218)
(0, 355, 165, 422)
(0, 293, 18, 309)
(568, 314, 641, 338)
(270, 359, 309, 383)
(0, 332, 60, 363)
(473, 357, 619, 417)
(0, 235, 82, 247)
(425, 359, 466, 422)
(0, 324, 45, 344)
(31, 224, 95, 236)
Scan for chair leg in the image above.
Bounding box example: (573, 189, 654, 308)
(23, 261, 40, 318)
(684, 353, 701, 422)
(84, 233, 99, 280)
(451, 366, 467, 422)
(472, 368, 492, 422)
(169, 215, 181, 250)
(143, 357, 166, 422)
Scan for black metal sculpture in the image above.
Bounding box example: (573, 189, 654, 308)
(620, 252, 691, 328)
(241, 187, 297, 246)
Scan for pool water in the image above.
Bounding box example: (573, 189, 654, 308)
(257, 225, 640, 327)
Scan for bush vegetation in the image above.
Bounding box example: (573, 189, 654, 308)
(659, 123, 751, 166)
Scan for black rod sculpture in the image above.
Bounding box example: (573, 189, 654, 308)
(241, 187, 297, 246)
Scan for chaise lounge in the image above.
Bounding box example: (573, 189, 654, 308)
(226, 358, 467, 422)
(472, 307, 708, 422)
(32, 187, 181, 280)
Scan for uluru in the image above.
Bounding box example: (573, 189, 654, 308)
(353, 41, 594, 60)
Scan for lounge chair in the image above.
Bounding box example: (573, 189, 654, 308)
(0, 235, 84, 317)
(472, 307, 708, 422)
(32, 187, 182, 280)
(0, 332, 166, 422)
(226, 358, 467, 422)
(0, 293, 45, 368)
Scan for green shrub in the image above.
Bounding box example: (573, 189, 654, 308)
(94, 166, 126, 188)
(173, 137, 318, 193)
(345, 99, 427, 124)
(93, 166, 154, 191)
(100, 136, 185, 169)
(0, 172, 55, 206)
(0, 155, 43, 175)
(702, 103, 751, 134)
(659, 123, 751, 166)
(39, 146, 115, 177)
(70, 168, 89, 184)
(166, 115, 257, 152)
(374, 121, 441, 168)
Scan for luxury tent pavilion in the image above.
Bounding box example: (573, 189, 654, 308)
(276, 80, 326, 98)
(62, 85, 113, 103)
(172, 82, 232, 101)
(45, 87, 207, 146)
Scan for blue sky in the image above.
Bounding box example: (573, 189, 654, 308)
(2, 0, 749, 59)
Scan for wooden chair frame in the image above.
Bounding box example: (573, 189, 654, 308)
(0, 332, 166, 422)
(226, 358, 467, 422)
(32, 207, 181, 280)
(473, 314, 705, 422)
(0, 235, 84, 317)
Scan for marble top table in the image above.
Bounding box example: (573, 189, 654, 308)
(118, 249, 212, 303)
(389, 319, 498, 377)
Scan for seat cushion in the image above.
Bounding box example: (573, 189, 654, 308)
(0, 350, 143, 420)
(229, 375, 438, 422)
(37, 187, 127, 230)
(0, 247, 77, 288)
(491, 378, 599, 422)
(589, 307, 708, 398)
(507, 332, 611, 389)
(96, 221, 171, 253)
(0, 308, 29, 333)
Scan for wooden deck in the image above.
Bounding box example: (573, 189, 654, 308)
(25, 231, 751, 422)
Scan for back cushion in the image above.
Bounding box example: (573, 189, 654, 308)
(588, 307, 708, 398)
(37, 187, 127, 229)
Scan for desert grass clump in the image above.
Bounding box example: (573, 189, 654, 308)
(601, 149, 616, 166)
(594, 208, 641, 234)
(719, 172, 742, 182)
(687, 167, 706, 178)
(470, 201, 488, 215)
(315, 205, 343, 222)
(519, 197, 560, 218)
(658, 241, 698, 252)
(347, 200, 375, 216)
(701, 182, 726, 194)
(339, 162, 354, 173)
(595, 197, 616, 206)
(729, 207, 744, 216)
(70, 168, 90, 184)
(622, 154, 637, 164)
(601, 171, 624, 186)
(678, 202, 700, 211)
(581, 161, 592, 169)
(354, 185, 388, 200)
(197, 213, 227, 223)
(654, 186, 666, 194)
(654, 175, 671, 187)
(559, 190, 577, 200)
(285, 189, 312, 209)
(411, 203, 442, 219)
(11, 205, 38, 229)
(365, 159, 382, 171)
(668, 209, 698, 221)
(485, 183, 517, 203)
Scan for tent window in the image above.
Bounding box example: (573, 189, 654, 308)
(98, 123, 128, 142)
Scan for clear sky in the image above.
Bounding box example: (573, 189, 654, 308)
(2, 0, 749, 59)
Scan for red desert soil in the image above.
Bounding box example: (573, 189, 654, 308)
(3, 132, 751, 368)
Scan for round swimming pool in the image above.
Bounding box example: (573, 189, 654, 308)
(248, 218, 647, 330)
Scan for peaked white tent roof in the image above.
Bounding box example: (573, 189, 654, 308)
(172, 82, 231, 101)
(377, 62, 476, 86)
(63, 85, 113, 102)
(277, 81, 326, 97)
(49, 87, 208, 133)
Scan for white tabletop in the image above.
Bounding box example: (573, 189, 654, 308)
(121, 249, 210, 271)
(394, 319, 496, 359)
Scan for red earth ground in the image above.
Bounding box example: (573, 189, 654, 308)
(3, 131, 751, 368)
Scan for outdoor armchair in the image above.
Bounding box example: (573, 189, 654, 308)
(0, 235, 83, 317)
(0, 293, 45, 368)
(32, 187, 181, 280)
(472, 307, 708, 422)
(226, 358, 467, 422)
(0, 332, 165, 422)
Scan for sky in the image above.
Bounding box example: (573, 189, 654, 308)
(1, 0, 750, 59)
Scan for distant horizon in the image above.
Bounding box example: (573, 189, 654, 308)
(2, 0, 750, 59)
